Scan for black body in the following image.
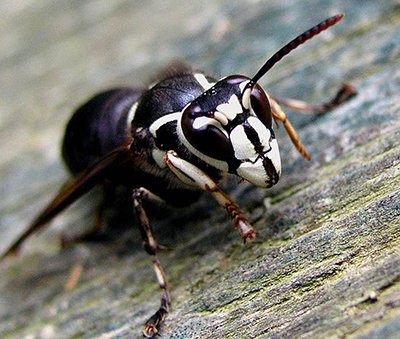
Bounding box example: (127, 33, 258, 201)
(61, 71, 221, 207)
(62, 88, 141, 174)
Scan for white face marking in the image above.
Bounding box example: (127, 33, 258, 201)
(216, 94, 243, 120)
(230, 116, 281, 187)
(239, 80, 250, 92)
(192, 117, 229, 138)
(214, 111, 229, 126)
(247, 117, 271, 146)
(149, 112, 181, 138)
(236, 139, 281, 188)
(230, 125, 254, 160)
(126, 102, 138, 127)
(193, 116, 219, 130)
(268, 139, 281, 176)
(177, 116, 229, 172)
(237, 159, 269, 187)
(237, 159, 267, 187)
(241, 87, 251, 110)
(194, 73, 215, 91)
(230, 118, 271, 161)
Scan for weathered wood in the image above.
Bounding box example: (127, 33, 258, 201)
(1, 1, 399, 338)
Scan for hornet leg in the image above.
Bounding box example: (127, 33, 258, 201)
(271, 83, 357, 114)
(132, 188, 170, 338)
(269, 98, 311, 160)
(61, 184, 116, 248)
(269, 83, 357, 160)
(164, 151, 256, 242)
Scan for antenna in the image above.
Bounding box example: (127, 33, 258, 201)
(242, 14, 344, 109)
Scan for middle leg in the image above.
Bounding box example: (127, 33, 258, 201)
(132, 187, 170, 338)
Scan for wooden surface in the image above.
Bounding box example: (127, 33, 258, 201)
(0, 1, 399, 338)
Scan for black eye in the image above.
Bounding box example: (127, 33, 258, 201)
(181, 104, 235, 162)
(250, 85, 272, 128)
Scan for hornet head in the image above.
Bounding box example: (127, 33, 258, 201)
(177, 14, 344, 188)
(178, 74, 280, 188)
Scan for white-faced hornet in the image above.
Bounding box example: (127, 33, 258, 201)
(3, 14, 356, 337)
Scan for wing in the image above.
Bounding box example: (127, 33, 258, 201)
(2, 138, 135, 259)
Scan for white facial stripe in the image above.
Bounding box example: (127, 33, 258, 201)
(230, 125, 256, 160)
(193, 117, 229, 138)
(241, 87, 251, 110)
(126, 102, 138, 127)
(216, 94, 243, 121)
(177, 116, 229, 172)
(230, 118, 271, 161)
(268, 138, 281, 176)
(239, 80, 250, 92)
(236, 139, 281, 188)
(194, 73, 215, 91)
(230, 116, 281, 187)
(193, 116, 220, 130)
(239, 80, 251, 110)
(237, 158, 269, 187)
(149, 112, 181, 138)
(247, 116, 271, 146)
(214, 111, 229, 126)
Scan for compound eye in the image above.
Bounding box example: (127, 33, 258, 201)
(181, 104, 235, 161)
(250, 85, 273, 128)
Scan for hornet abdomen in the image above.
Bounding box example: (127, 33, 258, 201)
(62, 88, 142, 174)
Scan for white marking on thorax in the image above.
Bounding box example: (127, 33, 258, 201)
(194, 73, 215, 91)
(216, 94, 242, 120)
(149, 112, 181, 138)
(126, 102, 138, 127)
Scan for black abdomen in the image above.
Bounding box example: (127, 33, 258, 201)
(62, 88, 142, 174)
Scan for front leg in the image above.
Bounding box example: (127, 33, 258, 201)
(164, 151, 256, 242)
(269, 83, 357, 160)
(269, 98, 311, 160)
